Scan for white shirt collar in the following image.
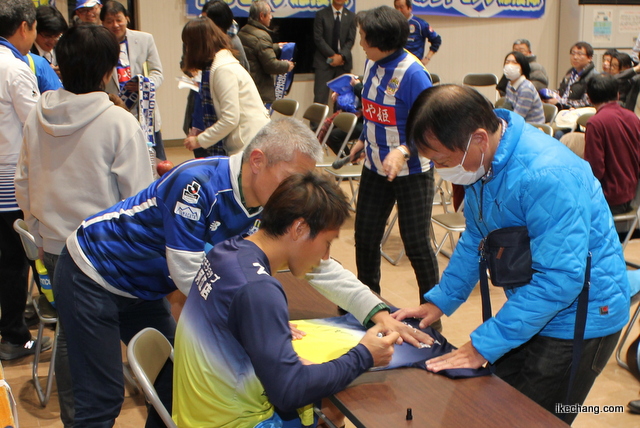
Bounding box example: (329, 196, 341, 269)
(510, 74, 526, 90)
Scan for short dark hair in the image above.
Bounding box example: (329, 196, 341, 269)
(587, 73, 619, 105)
(205, 0, 233, 33)
(356, 6, 408, 53)
(407, 85, 500, 153)
(612, 52, 632, 71)
(181, 17, 230, 71)
(395, 0, 412, 8)
(260, 172, 350, 239)
(604, 48, 618, 58)
(512, 38, 531, 50)
(0, 0, 36, 39)
(35, 5, 68, 35)
(505, 51, 531, 80)
(570, 41, 593, 58)
(56, 25, 119, 94)
(99, 0, 127, 21)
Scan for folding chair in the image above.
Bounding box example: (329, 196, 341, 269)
(614, 181, 640, 370)
(575, 112, 594, 132)
(302, 103, 329, 137)
(317, 112, 358, 168)
(463, 73, 499, 101)
(380, 179, 452, 265)
(430, 73, 440, 85)
(270, 98, 299, 117)
(13, 219, 58, 407)
(430, 183, 466, 258)
(531, 123, 554, 136)
(543, 103, 558, 124)
(127, 328, 177, 428)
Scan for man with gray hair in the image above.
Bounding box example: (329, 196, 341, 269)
(0, 0, 51, 360)
(53, 118, 431, 426)
(238, 0, 293, 104)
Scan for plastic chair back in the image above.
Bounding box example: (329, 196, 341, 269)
(303, 103, 329, 136)
(13, 219, 39, 261)
(543, 103, 558, 124)
(463, 73, 498, 87)
(271, 98, 299, 117)
(430, 73, 440, 85)
(127, 328, 177, 428)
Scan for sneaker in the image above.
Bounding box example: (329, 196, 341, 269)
(0, 336, 52, 360)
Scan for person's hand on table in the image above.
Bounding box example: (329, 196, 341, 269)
(289, 322, 306, 340)
(391, 302, 443, 329)
(359, 325, 399, 367)
(382, 147, 407, 181)
(425, 341, 487, 371)
(183, 136, 201, 151)
(370, 310, 434, 348)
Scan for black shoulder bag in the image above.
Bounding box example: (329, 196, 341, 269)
(478, 226, 591, 408)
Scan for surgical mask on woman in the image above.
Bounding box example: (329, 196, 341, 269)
(503, 63, 522, 81)
(436, 135, 486, 185)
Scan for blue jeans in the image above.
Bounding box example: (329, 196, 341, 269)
(494, 331, 621, 424)
(54, 248, 176, 427)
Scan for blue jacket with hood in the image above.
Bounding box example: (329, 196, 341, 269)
(425, 109, 629, 363)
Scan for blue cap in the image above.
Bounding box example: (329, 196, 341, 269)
(75, 0, 101, 10)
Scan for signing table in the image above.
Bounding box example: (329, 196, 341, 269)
(276, 272, 568, 428)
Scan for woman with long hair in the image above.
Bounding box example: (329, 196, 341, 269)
(182, 17, 269, 156)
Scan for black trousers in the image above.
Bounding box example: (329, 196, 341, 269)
(355, 167, 439, 303)
(0, 210, 30, 345)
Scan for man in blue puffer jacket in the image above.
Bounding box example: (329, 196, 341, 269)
(394, 84, 629, 424)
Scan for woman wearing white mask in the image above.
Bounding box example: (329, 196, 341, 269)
(503, 51, 545, 124)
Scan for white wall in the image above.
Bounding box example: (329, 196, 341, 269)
(120, 0, 568, 140)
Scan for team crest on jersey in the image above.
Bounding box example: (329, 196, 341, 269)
(182, 181, 201, 204)
(174, 202, 201, 221)
(409, 24, 415, 33)
(385, 77, 400, 96)
(210, 221, 221, 231)
(247, 219, 261, 236)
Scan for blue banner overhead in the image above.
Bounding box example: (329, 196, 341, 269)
(411, 0, 545, 19)
(186, 0, 356, 18)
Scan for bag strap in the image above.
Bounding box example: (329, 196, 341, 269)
(565, 252, 591, 407)
(478, 250, 591, 386)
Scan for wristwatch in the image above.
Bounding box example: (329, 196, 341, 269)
(397, 145, 411, 160)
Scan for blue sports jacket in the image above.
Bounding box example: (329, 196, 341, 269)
(425, 110, 630, 363)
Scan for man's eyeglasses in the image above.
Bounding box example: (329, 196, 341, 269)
(570, 51, 587, 57)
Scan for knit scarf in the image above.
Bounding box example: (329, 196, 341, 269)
(199, 62, 226, 156)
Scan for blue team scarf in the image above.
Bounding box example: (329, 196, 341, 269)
(273, 42, 295, 102)
(0, 37, 28, 63)
(199, 63, 226, 156)
(119, 74, 155, 146)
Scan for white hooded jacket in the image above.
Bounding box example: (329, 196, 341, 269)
(15, 89, 153, 254)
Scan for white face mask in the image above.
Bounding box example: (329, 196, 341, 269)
(436, 135, 486, 185)
(503, 63, 522, 81)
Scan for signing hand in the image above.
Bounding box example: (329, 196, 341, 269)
(425, 341, 487, 372)
(183, 136, 201, 151)
(370, 311, 434, 348)
(391, 302, 443, 329)
(359, 325, 399, 367)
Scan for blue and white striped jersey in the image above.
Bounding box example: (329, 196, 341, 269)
(360, 49, 432, 177)
(67, 153, 262, 300)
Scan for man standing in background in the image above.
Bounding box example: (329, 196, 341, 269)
(393, 0, 441, 66)
(313, 0, 356, 104)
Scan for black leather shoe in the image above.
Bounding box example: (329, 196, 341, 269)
(628, 399, 640, 414)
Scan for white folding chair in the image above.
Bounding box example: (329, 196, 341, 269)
(13, 219, 58, 407)
(430, 183, 466, 258)
(127, 328, 177, 428)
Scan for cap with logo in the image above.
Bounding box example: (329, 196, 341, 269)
(75, 0, 101, 10)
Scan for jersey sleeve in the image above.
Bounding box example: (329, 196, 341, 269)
(229, 280, 373, 413)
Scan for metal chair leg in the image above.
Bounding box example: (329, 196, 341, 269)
(615, 300, 640, 370)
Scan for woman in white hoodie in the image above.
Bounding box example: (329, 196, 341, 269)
(181, 17, 270, 156)
(14, 24, 153, 427)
